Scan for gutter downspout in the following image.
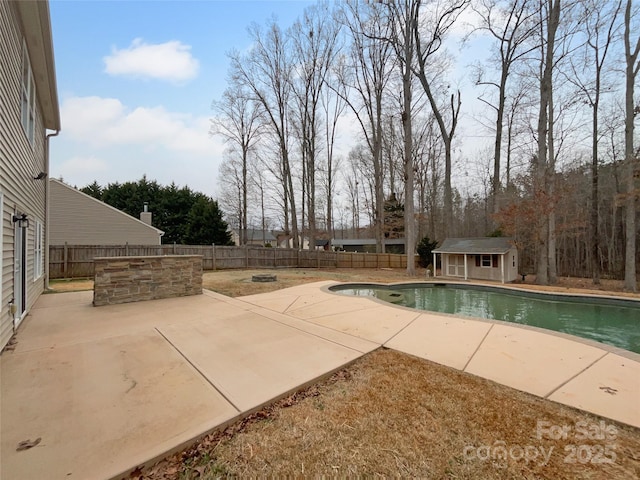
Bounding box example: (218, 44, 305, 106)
(44, 129, 59, 290)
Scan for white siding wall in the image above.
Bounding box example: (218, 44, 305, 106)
(0, 1, 47, 349)
(465, 249, 519, 282)
(49, 179, 163, 245)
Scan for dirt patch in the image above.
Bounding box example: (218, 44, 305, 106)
(47, 268, 639, 299)
(202, 268, 639, 299)
(136, 349, 640, 479)
(47, 278, 94, 293)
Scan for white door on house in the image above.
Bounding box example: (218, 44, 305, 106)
(447, 255, 465, 277)
(14, 219, 27, 328)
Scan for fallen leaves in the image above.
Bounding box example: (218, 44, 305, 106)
(16, 437, 41, 452)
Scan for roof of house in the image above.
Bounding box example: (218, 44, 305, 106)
(15, 1, 60, 130)
(433, 237, 515, 254)
(49, 178, 164, 242)
(234, 229, 277, 242)
(331, 238, 406, 246)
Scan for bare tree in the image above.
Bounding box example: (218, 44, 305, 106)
(471, 0, 538, 216)
(533, 0, 561, 285)
(211, 84, 264, 245)
(623, 0, 639, 291)
(382, 0, 420, 274)
(320, 75, 346, 244)
(414, 113, 445, 239)
(217, 151, 246, 239)
(337, 1, 395, 252)
(566, 0, 622, 284)
(230, 19, 299, 248)
(412, 0, 469, 238)
(290, 3, 342, 249)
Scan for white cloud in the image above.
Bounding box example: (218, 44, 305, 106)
(60, 96, 224, 157)
(55, 155, 108, 187)
(103, 38, 199, 83)
(59, 155, 108, 175)
(54, 96, 226, 197)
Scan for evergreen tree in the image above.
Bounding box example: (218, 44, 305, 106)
(416, 236, 438, 268)
(185, 194, 233, 245)
(81, 180, 103, 200)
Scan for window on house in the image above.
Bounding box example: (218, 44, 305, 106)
(481, 255, 491, 267)
(21, 42, 36, 146)
(34, 220, 43, 279)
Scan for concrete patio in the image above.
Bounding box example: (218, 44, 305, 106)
(1, 282, 638, 479)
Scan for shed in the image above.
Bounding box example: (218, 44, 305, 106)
(432, 237, 518, 283)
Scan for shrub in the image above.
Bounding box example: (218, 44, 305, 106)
(417, 236, 438, 268)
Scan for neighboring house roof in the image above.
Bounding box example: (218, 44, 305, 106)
(49, 179, 164, 245)
(15, 1, 60, 130)
(234, 229, 277, 242)
(433, 237, 515, 254)
(332, 238, 406, 246)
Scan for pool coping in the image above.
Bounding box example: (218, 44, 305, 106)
(236, 280, 639, 428)
(322, 280, 640, 362)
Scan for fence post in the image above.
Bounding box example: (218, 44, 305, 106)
(212, 244, 216, 270)
(125, 242, 129, 256)
(245, 246, 249, 268)
(273, 248, 277, 268)
(63, 242, 68, 278)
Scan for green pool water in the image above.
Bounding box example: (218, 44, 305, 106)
(330, 283, 640, 354)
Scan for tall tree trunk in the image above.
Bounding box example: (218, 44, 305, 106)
(374, 97, 385, 254)
(548, 89, 557, 284)
(624, 0, 638, 292)
(492, 68, 508, 215)
(242, 146, 248, 246)
(591, 81, 601, 284)
(398, 0, 416, 275)
(535, 0, 560, 286)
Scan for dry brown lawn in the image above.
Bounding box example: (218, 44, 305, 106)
(136, 349, 640, 479)
(118, 268, 639, 479)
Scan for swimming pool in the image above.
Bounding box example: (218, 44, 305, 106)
(330, 283, 640, 354)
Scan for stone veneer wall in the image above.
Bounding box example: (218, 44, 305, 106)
(93, 255, 203, 306)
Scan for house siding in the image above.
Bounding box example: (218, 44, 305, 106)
(0, 0, 49, 349)
(49, 179, 163, 245)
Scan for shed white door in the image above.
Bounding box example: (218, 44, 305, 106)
(447, 254, 465, 277)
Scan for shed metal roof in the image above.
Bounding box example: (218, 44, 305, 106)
(433, 237, 515, 254)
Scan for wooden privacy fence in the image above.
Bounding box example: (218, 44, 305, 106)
(49, 244, 416, 279)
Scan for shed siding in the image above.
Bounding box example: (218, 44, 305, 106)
(440, 248, 518, 283)
(49, 179, 163, 245)
(0, 1, 48, 349)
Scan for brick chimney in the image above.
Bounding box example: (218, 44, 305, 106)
(140, 202, 152, 226)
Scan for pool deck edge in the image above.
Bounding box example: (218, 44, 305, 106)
(243, 281, 640, 429)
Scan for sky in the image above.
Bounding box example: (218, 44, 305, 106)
(48, 0, 317, 198)
(48, 0, 497, 202)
